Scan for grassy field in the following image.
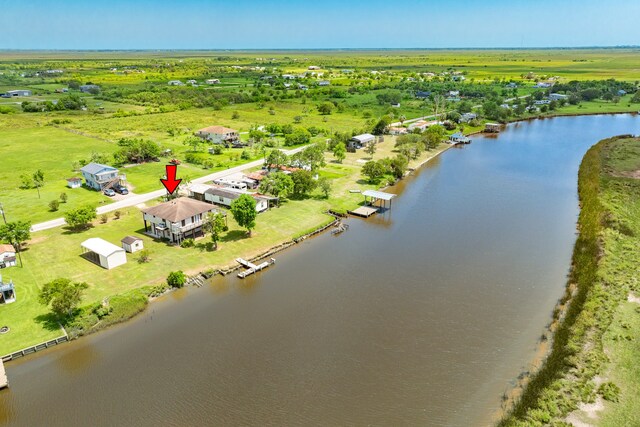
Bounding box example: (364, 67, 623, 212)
(500, 136, 640, 426)
(0, 136, 450, 355)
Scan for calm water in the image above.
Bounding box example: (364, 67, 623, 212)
(1, 115, 639, 426)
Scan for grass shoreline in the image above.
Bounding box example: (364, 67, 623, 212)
(499, 134, 640, 425)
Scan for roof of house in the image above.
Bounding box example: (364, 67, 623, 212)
(197, 125, 238, 135)
(80, 162, 117, 175)
(189, 183, 212, 195)
(120, 236, 142, 245)
(205, 187, 243, 200)
(142, 197, 218, 223)
(0, 244, 15, 254)
(81, 238, 125, 257)
(66, 177, 82, 182)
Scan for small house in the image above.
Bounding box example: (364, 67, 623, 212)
(79, 84, 100, 93)
(282, 74, 296, 80)
(391, 103, 400, 108)
(187, 79, 197, 85)
(0, 245, 16, 269)
(142, 197, 223, 243)
(66, 177, 82, 189)
(485, 123, 501, 133)
(317, 80, 330, 86)
(618, 89, 627, 96)
(535, 82, 553, 88)
(460, 113, 477, 123)
(449, 132, 471, 145)
(348, 134, 376, 150)
(448, 90, 460, 97)
(80, 162, 120, 191)
(80, 238, 127, 270)
(167, 80, 184, 86)
(0, 275, 16, 304)
(6, 90, 32, 97)
(388, 127, 408, 135)
(415, 91, 431, 99)
(548, 93, 568, 101)
(534, 100, 551, 105)
(195, 126, 240, 145)
(308, 66, 321, 70)
(206, 79, 221, 84)
(203, 187, 269, 213)
(121, 236, 144, 253)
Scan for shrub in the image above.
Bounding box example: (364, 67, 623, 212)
(114, 210, 122, 220)
(49, 199, 60, 211)
(60, 192, 68, 203)
(100, 214, 108, 224)
(136, 249, 151, 263)
(598, 382, 620, 402)
(180, 238, 195, 248)
(167, 271, 187, 288)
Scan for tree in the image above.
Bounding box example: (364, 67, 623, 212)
(230, 194, 257, 236)
(333, 141, 346, 163)
(294, 143, 326, 170)
(365, 139, 377, 158)
(362, 160, 386, 183)
(49, 199, 60, 211)
(291, 170, 317, 197)
(167, 271, 187, 288)
(33, 169, 44, 199)
(204, 212, 227, 250)
(372, 116, 390, 135)
(64, 205, 97, 230)
(318, 176, 332, 198)
(423, 125, 446, 150)
(0, 220, 31, 266)
(390, 155, 409, 179)
(317, 102, 334, 115)
(259, 171, 294, 200)
(38, 278, 89, 319)
(231, 111, 240, 119)
(60, 192, 68, 203)
(136, 249, 151, 263)
(284, 127, 311, 146)
(265, 149, 289, 169)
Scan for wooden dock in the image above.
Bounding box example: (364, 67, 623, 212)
(348, 206, 379, 217)
(0, 359, 7, 389)
(236, 258, 275, 278)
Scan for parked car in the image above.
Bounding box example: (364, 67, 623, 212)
(103, 188, 116, 196)
(113, 185, 129, 195)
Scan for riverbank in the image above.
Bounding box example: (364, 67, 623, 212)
(500, 135, 640, 426)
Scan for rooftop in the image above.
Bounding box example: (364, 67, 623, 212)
(121, 236, 142, 245)
(80, 238, 124, 257)
(80, 162, 117, 175)
(362, 189, 396, 201)
(0, 244, 15, 254)
(197, 125, 238, 135)
(142, 197, 218, 222)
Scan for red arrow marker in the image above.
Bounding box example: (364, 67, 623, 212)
(160, 164, 182, 195)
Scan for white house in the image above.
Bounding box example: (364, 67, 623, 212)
(195, 126, 240, 145)
(141, 197, 222, 244)
(0, 245, 16, 269)
(168, 80, 184, 86)
(80, 162, 120, 191)
(66, 177, 82, 189)
(549, 93, 568, 101)
(80, 238, 127, 270)
(348, 134, 376, 150)
(206, 79, 221, 84)
(203, 187, 269, 213)
(120, 236, 144, 253)
(317, 80, 330, 86)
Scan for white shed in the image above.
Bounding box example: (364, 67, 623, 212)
(120, 236, 144, 253)
(81, 238, 127, 269)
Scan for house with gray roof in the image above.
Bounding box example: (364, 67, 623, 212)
(80, 162, 120, 191)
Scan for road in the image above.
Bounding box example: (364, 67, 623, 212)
(30, 145, 308, 232)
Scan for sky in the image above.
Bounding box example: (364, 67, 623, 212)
(1, 0, 639, 49)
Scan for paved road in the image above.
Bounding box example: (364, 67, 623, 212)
(30, 145, 308, 232)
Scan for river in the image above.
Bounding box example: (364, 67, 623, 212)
(1, 114, 639, 426)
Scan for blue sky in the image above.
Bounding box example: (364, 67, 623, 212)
(1, 0, 639, 49)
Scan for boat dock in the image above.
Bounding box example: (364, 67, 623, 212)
(236, 258, 275, 278)
(0, 359, 7, 389)
(348, 206, 379, 217)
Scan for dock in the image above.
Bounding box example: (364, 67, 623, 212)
(236, 258, 275, 278)
(348, 206, 379, 217)
(0, 359, 7, 389)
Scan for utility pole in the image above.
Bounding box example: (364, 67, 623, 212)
(0, 202, 6, 224)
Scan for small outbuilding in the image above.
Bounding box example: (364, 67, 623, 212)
(0, 245, 17, 269)
(348, 133, 376, 150)
(449, 132, 471, 145)
(484, 123, 501, 133)
(81, 238, 127, 269)
(66, 177, 82, 189)
(0, 275, 16, 304)
(121, 236, 144, 253)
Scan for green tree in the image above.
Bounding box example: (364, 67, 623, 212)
(291, 170, 317, 197)
(333, 141, 346, 163)
(390, 155, 409, 179)
(284, 127, 311, 146)
(230, 194, 257, 236)
(167, 271, 187, 288)
(49, 199, 60, 211)
(60, 192, 68, 203)
(318, 176, 332, 198)
(294, 144, 326, 170)
(0, 220, 31, 266)
(372, 116, 390, 135)
(258, 171, 294, 200)
(362, 160, 386, 183)
(33, 169, 44, 199)
(204, 212, 227, 250)
(365, 139, 377, 158)
(38, 278, 89, 319)
(265, 149, 289, 169)
(64, 205, 97, 230)
(422, 125, 446, 150)
(182, 136, 204, 152)
(317, 102, 334, 115)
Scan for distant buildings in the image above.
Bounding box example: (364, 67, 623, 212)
(460, 113, 477, 123)
(6, 90, 32, 97)
(549, 93, 568, 101)
(415, 91, 431, 99)
(206, 79, 221, 84)
(79, 84, 100, 93)
(317, 80, 330, 86)
(195, 126, 240, 145)
(167, 80, 184, 86)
